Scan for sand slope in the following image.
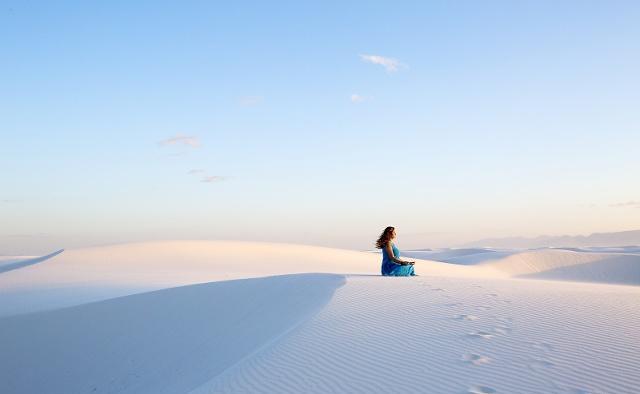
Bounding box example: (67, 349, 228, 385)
(199, 276, 640, 394)
(482, 249, 640, 285)
(406, 247, 640, 286)
(1, 241, 639, 394)
(0, 241, 375, 316)
(1, 274, 343, 394)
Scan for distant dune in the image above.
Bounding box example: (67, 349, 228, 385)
(1, 241, 639, 394)
(482, 249, 640, 285)
(460, 229, 640, 249)
(0, 249, 63, 274)
(405, 246, 640, 286)
(403, 248, 518, 265)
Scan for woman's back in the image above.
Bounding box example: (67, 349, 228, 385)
(381, 243, 400, 263)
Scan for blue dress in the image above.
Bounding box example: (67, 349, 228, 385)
(381, 243, 416, 276)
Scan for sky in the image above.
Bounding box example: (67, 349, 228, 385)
(1, 1, 639, 254)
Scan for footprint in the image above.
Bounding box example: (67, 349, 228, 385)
(443, 302, 462, 307)
(462, 353, 490, 366)
(454, 314, 479, 321)
(432, 288, 445, 291)
(474, 305, 492, 311)
(467, 331, 494, 339)
(467, 385, 496, 394)
(486, 293, 498, 297)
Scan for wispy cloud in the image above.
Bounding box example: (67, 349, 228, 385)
(359, 54, 406, 72)
(159, 134, 201, 148)
(350, 94, 367, 103)
(188, 169, 205, 175)
(201, 175, 226, 183)
(609, 201, 640, 208)
(239, 96, 264, 107)
(1, 199, 22, 203)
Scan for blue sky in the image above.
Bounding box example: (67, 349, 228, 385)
(2, 1, 639, 254)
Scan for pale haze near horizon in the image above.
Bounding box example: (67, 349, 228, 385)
(1, 1, 639, 255)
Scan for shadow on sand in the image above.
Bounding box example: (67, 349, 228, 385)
(0, 273, 345, 394)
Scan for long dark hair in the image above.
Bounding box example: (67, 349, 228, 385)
(375, 226, 395, 249)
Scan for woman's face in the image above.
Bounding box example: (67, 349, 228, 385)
(391, 229, 396, 239)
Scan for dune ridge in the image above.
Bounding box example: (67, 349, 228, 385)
(0, 241, 493, 317)
(0, 249, 63, 274)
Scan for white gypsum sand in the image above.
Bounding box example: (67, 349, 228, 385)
(0, 241, 639, 394)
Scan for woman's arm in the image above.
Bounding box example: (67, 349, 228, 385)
(385, 243, 411, 265)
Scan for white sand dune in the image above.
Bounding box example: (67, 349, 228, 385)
(481, 249, 640, 285)
(0, 241, 377, 316)
(1, 241, 639, 394)
(0, 241, 490, 317)
(403, 248, 518, 265)
(405, 247, 640, 286)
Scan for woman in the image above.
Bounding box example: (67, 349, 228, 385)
(376, 226, 416, 276)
